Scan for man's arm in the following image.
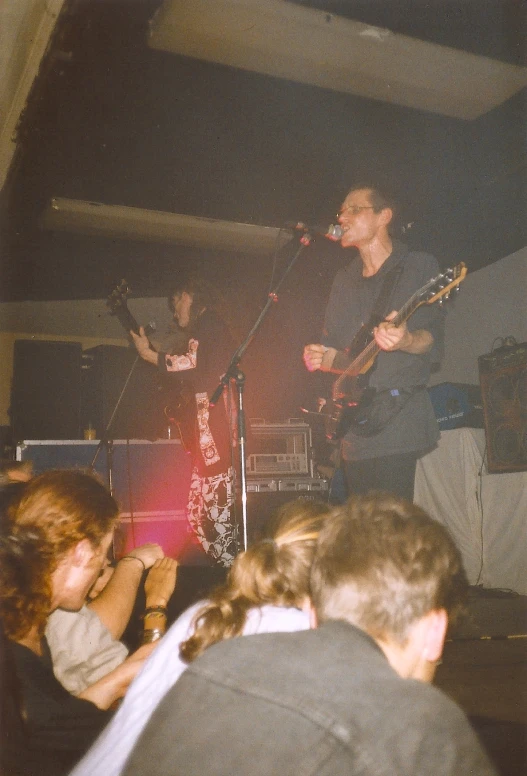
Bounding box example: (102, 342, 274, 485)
(78, 642, 157, 709)
(373, 312, 434, 355)
(88, 544, 164, 639)
(130, 327, 159, 366)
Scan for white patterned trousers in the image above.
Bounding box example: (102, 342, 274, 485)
(187, 465, 237, 567)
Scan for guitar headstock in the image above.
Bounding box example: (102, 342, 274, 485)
(106, 279, 131, 315)
(424, 263, 467, 305)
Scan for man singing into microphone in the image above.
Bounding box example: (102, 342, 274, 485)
(304, 183, 444, 501)
(131, 273, 238, 568)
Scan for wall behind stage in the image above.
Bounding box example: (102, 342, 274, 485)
(0, 246, 525, 431)
(429, 246, 526, 387)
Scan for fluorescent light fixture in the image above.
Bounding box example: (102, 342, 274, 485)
(39, 197, 293, 254)
(149, 0, 527, 120)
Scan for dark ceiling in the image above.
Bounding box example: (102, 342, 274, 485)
(1, 0, 526, 305)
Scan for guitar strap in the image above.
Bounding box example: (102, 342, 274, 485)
(346, 258, 405, 357)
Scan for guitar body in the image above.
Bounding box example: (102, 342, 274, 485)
(325, 374, 368, 441)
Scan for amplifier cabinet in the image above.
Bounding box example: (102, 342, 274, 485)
(17, 439, 197, 562)
(478, 342, 527, 473)
(16, 439, 192, 514)
(247, 420, 313, 477)
(113, 510, 208, 565)
(246, 477, 329, 544)
(246, 477, 328, 494)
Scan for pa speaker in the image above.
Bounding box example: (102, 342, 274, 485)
(11, 340, 82, 441)
(478, 343, 527, 473)
(81, 345, 168, 440)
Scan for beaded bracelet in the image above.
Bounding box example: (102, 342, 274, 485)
(143, 605, 168, 618)
(119, 555, 146, 572)
(143, 611, 167, 621)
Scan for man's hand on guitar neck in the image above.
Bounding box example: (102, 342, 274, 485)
(131, 327, 160, 366)
(373, 311, 433, 355)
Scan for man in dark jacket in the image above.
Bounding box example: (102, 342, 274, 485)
(121, 492, 496, 776)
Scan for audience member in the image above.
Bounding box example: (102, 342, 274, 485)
(0, 468, 178, 695)
(121, 492, 497, 776)
(46, 545, 177, 694)
(70, 497, 331, 776)
(0, 470, 159, 775)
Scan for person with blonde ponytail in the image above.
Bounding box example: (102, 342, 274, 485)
(71, 498, 331, 776)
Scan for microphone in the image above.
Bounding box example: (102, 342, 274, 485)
(284, 221, 344, 241)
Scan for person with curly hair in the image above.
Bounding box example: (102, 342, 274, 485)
(0, 470, 157, 776)
(70, 497, 331, 776)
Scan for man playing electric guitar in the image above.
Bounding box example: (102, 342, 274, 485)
(304, 183, 445, 502)
(131, 274, 238, 568)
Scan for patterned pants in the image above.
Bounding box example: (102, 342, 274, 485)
(187, 465, 238, 567)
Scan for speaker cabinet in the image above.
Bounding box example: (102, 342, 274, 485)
(478, 343, 527, 473)
(11, 340, 82, 441)
(81, 345, 169, 440)
(246, 478, 329, 544)
(16, 439, 197, 561)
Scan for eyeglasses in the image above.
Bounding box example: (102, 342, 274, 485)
(336, 205, 374, 218)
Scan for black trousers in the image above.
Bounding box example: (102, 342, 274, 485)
(342, 451, 419, 502)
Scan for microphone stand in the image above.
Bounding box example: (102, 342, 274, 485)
(89, 354, 143, 560)
(209, 230, 314, 553)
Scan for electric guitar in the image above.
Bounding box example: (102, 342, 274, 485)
(106, 280, 196, 453)
(106, 279, 156, 339)
(324, 262, 467, 441)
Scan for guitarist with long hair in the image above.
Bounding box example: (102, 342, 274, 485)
(130, 273, 238, 568)
(304, 183, 445, 502)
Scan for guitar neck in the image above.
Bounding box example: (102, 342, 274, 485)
(114, 306, 141, 335)
(113, 307, 154, 338)
(332, 262, 466, 395)
(335, 291, 423, 389)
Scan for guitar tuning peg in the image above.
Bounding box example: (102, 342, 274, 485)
(444, 291, 450, 301)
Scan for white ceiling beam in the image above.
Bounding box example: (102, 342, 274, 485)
(149, 0, 527, 120)
(40, 197, 294, 254)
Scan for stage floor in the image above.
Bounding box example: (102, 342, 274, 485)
(436, 587, 526, 776)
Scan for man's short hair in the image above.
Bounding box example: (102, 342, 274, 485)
(167, 273, 215, 314)
(310, 492, 467, 644)
(346, 182, 397, 214)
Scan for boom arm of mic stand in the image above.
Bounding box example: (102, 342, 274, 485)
(208, 232, 313, 552)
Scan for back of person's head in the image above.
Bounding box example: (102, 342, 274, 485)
(180, 498, 331, 662)
(0, 469, 119, 641)
(310, 492, 467, 645)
